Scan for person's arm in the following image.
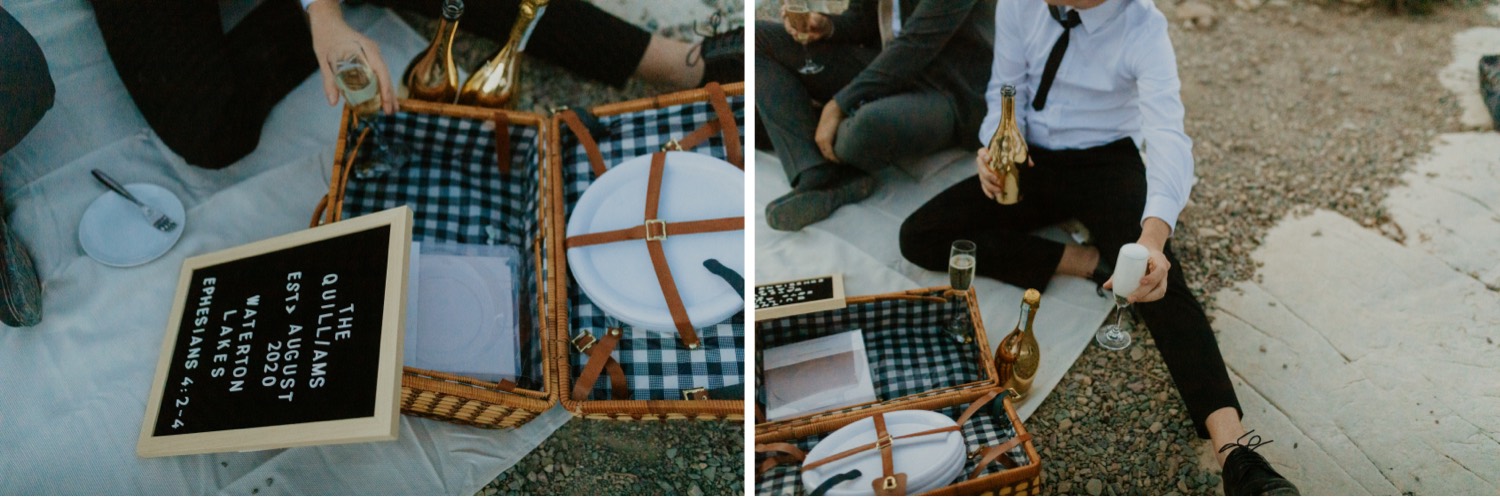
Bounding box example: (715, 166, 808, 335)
(830, 0, 981, 116)
(307, 0, 397, 114)
(825, 0, 881, 45)
(1129, 13, 1193, 237)
(976, 0, 1029, 145)
(1115, 13, 1192, 304)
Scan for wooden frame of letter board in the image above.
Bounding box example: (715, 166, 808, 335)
(552, 83, 746, 420)
(311, 100, 556, 429)
(138, 206, 412, 458)
(754, 286, 1044, 495)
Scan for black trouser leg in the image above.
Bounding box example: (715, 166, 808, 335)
(375, 0, 652, 87)
(899, 163, 1071, 291)
(1055, 139, 1241, 440)
(754, 19, 875, 183)
(0, 5, 54, 155)
(88, 0, 317, 169)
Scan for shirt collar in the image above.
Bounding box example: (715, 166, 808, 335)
(1072, 0, 1128, 34)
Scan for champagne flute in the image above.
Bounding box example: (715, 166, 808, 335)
(784, 0, 824, 75)
(329, 42, 409, 179)
(1096, 244, 1149, 350)
(945, 240, 977, 341)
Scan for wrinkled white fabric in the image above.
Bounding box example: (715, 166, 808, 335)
(754, 150, 1113, 420)
(0, 2, 568, 494)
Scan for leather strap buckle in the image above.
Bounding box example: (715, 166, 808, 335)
(881, 476, 899, 491)
(875, 434, 894, 451)
(662, 139, 683, 152)
(645, 219, 668, 241)
(681, 387, 707, 401)
(571, 331, 597, 352)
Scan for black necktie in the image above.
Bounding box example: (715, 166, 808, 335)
(1033, 6, 1082, 111)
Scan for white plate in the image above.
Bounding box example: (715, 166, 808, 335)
(565, 152, 745, 336)
(407, 254, 517, 381)
(802, 410, 968, 496)
(78, 183, 186, 267)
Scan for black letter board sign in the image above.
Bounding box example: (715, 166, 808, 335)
(138, 207, 412, 458)
(753, 274, 846, 321)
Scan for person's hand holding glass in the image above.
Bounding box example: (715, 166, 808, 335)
(782, 0, 833, 75)
(310, 1, 408, 178)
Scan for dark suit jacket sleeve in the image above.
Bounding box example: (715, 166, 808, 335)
(831, 0, 978, 115)
(827, 0, 881, 45)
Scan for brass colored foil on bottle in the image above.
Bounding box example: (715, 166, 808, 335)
(998, 289, 1042, 399)
(458, 0, 549, 108)
(985, 85, 1029, 205)
(403, 0, 464, 103)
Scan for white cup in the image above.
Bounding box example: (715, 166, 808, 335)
(1111, 243, 1150, 300)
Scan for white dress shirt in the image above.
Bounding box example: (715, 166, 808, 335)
(979, 0, 1194, 232)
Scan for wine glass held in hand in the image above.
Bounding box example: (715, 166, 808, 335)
(1096, 243, 1149, 351)
(945, 240, 977, 341)
(784, 0, 824, 75)
(329, 43, 410, 179)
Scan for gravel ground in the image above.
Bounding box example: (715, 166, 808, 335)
(755, 0, 1488, 495)
(391, 3, 746, 496)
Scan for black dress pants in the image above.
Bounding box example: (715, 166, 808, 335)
(899, 138, 1240, 438)
(88, 0, 651, 169)
(0, 5, 54, 155)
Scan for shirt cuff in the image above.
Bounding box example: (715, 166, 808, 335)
(1141, 194, 1181, 235)
(302, 0, 333, 10)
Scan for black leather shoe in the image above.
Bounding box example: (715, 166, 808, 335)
(694, 13, 743, 86)
(1220, 431, 1300, 496)
(765, 171, 875, 231)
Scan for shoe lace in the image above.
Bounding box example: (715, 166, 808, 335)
(1218, 430, 1273, 455)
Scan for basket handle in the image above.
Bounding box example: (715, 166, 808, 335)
(312, 123, 373, 228)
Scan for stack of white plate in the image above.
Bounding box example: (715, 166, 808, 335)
(802, 410, 967, 495)
(564, 151, 745, 336)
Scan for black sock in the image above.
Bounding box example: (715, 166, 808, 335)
(793, 163, 839, 191)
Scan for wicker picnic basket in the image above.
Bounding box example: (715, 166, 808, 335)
(311, 99, 559, 428)
(550, 82, 746, 421)
(754, 286, 1043, 496)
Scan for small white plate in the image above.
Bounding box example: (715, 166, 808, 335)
(78, 183, 186, 267)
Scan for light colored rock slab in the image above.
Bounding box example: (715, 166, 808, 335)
(1438, 28, 1500, 131)
(1387, 132, 1500, 289)
(1212, 210, 1500, 495)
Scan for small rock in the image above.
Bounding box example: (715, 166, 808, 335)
(1127, 382, 1146, 393)
(1060, 419, 1074, 430)
(1059, 481, 1074, 493)
(1150, 421, 1164, 433)
(1177, 2, 1215, 29)
(1130, 347, 1146, 361)
(688, 484, 704, 496)
(1087, 478, 1105, 495)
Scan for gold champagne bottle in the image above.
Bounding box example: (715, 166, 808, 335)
(997, 289, 1041, 399)
(402, 0, 464, 103)
(985, 85, 1029, 205)
(457, 0, 549, 108)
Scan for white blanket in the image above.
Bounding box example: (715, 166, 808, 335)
(753, 150, 1114, 420)
(0, 2, 568, 494)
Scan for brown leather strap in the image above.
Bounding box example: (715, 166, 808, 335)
(495, 378, 518, 392)
(492, 111, 512, 175)
(569, 328, 630, 401)
(871, 413, 907, 495)
(955, 391, 1001, 427)
(640, 153, 700, 348)
(702, 82, 743, 169)
(754, 442, 806, 477)
(563, 217, 743, 248)
(968, 433, 1033, 479)
(559, 109, 607, 177)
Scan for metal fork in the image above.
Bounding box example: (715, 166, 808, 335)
(90, 169, 178, 232)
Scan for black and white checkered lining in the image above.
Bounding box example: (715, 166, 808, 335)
(758, 298, 980, 402)
(342, 112, 548, 391)
(560, 96, 748, 401)
(755, 401, 1031, 496)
